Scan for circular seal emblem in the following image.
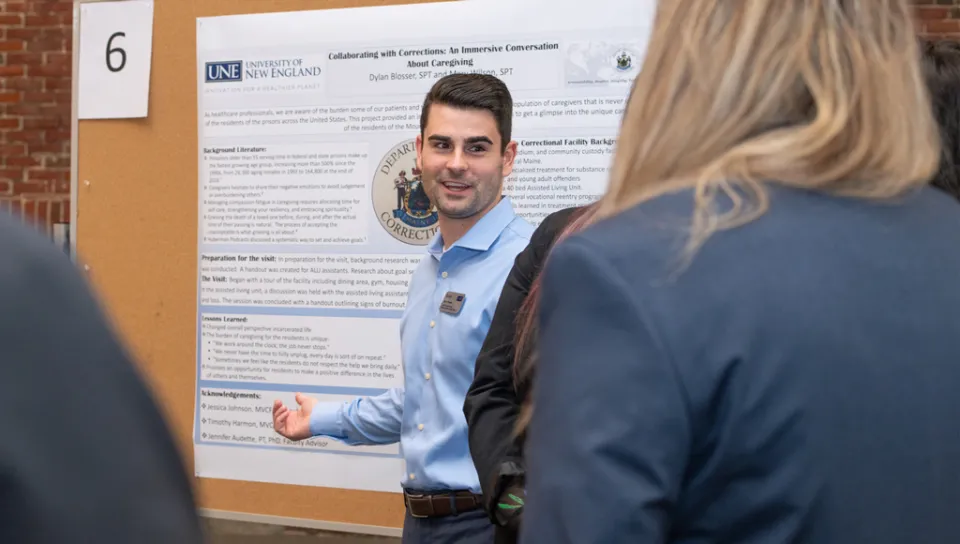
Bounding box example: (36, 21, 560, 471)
(372, 139, 439, 246)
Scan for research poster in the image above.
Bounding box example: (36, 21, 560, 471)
(194, 0, 654, 493)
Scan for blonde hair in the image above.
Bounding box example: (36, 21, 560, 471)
(599, 0, 940, 256)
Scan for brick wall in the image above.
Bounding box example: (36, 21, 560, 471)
(0, 0, 72, 236)
(0, 1, 955, 237)
(916, 0, 960, 38)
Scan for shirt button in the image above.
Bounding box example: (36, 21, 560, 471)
(425, 373, 431, 380)
(441, 271, 448, 278)
(418, 423, 424, 431)
(409, 473, 416, 480)
(430, 320, 435, 328)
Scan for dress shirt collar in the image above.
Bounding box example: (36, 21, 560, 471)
(427, 196, 517, 258)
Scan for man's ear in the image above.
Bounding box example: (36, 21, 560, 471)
(415, 134, 423, 171)
(501, 140, 518, 178)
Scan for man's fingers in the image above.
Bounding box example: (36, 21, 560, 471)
(274, 412, 291, 436)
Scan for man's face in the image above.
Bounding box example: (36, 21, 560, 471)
(416, 103, 516, 220)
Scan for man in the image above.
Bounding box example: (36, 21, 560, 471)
(272, 73, 533, 543)
(395, 169, 409, 210)
(922, 38, 960, 201)
(0, 211, 204, 543)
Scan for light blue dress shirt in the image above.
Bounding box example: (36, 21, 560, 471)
(310, 196, 533, 493)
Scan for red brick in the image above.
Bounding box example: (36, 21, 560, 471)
(917, 7, 950, 20)
(0, 92, 20, 103)
(0, 15, 23, 25)
(38, 103, 68, 117)
(3, 4, 29, 14)
(27, 168, 66, 182)
(0, 117, 20, 129)
(0, 168, 23, 181)
(0, 180, 12, 195)
(0, 40, 24, 51)
(28, 63, 67, 77)
(23, 116, 59, 130)
(45, 4, 72, 13)
(6, 28, 39, 41)
(44, 129, 68, 143)
(23, 15, 58, 27)
(8, 52, 41, 65)
(926, 20, 960, 33)
(27, 143, 60, 154)
(26, 37, 63, 53)
(5, 102, 40, 115)
(5, 77, 41, 91)
(0, 65, 24, 76)
(23, 91, 55, 103)
(14, 181, 48, 194)
(43, 77, 69, 91)
(0, 143, 26, 156)
(6, 156, 38, 167)
(44, 51, 68, 65)
(7, 130, 43, 144)
(46, 200, 60, 221)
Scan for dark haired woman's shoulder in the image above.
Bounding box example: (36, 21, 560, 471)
(519, 206, 585, 277)
(535, 206, 583, 242)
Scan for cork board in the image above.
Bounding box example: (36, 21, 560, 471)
(75, 0, 446, 532)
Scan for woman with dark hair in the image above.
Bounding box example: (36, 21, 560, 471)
(462, 201, 599, 543)
(922, 39, 960, 200)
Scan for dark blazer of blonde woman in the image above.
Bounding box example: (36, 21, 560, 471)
(522, 185, 960, 543)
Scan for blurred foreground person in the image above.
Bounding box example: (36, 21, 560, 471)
(923, 39, 960, 200)
(0, 212, 204, 543)
(522, 1, 960, 543)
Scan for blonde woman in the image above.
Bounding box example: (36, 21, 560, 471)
(521, 1, 960, 543)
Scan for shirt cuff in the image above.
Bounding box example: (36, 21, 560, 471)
(309, 401, 345, 438)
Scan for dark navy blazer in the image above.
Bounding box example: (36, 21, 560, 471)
(521, 185, 960, 543)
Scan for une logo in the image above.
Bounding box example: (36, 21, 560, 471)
(205, 61, 243, 82)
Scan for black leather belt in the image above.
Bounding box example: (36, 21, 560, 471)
(403, 489, 483, 518)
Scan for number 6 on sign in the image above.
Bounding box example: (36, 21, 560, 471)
(78, 1, 154, 119)
(106, 32, 127, 73)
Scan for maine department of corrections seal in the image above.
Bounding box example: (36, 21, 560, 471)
(372, 139, 439, 245)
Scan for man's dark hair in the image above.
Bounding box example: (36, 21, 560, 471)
(419, 73, 513, 152)
(922, 39, 960, 201)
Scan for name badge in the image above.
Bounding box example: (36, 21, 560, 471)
(439, 291, 466, 315)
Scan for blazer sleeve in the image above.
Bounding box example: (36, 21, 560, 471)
(464, 206, 580, 514)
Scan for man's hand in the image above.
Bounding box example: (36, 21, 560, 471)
(272, 393, 318, 441)
(494, 483, 525, 531)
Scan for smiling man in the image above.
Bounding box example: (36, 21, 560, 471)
(272, 74, 533, 543)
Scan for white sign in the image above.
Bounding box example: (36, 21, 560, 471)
(78, 0, 155, 119)
(194, 0, 654, 493)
